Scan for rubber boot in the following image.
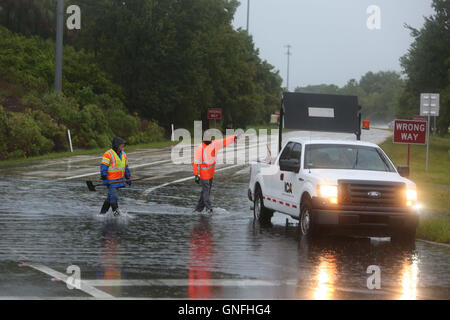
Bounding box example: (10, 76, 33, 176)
(100, 200, 110, 214)
(111, 202, 121, 216)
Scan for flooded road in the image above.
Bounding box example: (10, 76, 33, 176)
(0, 129, 449, 299)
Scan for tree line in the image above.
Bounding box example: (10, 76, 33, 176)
(0, 0, 283, 134)
(295, 71, 405, 124)
(296, 0, 449, 134)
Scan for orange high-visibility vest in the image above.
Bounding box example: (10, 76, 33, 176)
(192, 136, 236, 180)
(101, 149, 128, 180)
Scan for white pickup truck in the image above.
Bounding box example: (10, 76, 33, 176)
(248, 138, 419, 242)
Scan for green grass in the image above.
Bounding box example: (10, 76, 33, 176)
(380, 134, 450, 211)
(416, 214, 450, 244)
(0, 140, 178, 168)
(380, 134, 450, 243)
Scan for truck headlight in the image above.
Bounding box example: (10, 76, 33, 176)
(319, 185, 338, 204)
(406, 189, 417, 207)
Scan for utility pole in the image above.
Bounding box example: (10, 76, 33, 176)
(54, 0, 64, 92)
(246, 0, 250, 32)
(284, 45, 292, 91)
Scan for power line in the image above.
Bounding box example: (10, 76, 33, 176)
(54, 0, 64, 92)
(284, 45, 292, 91)
(246, 0, 250, 32)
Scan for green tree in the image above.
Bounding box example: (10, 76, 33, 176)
(398, 0, 450, 134)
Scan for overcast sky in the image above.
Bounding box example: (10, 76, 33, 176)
(232, 0, 435, 89)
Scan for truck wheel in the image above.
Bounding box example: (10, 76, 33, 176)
(254, 188, 273, 224)
(299, 199, 317, 238)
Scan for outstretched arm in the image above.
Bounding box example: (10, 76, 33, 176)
(213, 135, 236, 152)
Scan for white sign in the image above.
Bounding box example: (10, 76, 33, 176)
(308, 107, 335, 118)
(420, 93, 440, 116)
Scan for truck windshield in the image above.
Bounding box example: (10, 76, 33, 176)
(304, 144, 395, 172)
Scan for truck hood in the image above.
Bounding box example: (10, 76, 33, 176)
(307, 169, 416, 188)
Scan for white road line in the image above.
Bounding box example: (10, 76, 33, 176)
(22, 262, 114, 299)
(141, 164, 244, 197)
(140, 140, 270, 197)
(27, 148, 178, 170)
(56, 138, 268, 181)
(31, 278, 426, 298)
(56, 159, 172, 181)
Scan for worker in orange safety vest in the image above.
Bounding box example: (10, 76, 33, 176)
(192, 134, 237, 213)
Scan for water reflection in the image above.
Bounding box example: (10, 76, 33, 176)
(254, 222, 422, 299)
(97, 223, 124, 296)
(313, 254, 337, 300)
(188, 216, 213, 299)
(400, 254, 420, 300)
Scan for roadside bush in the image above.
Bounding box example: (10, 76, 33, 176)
(0, 106, 9, 159)
(30, 109, 68, 152)
(6, 112, 53, 157)
(128, 118, 165, 144)
(76, 86, 99, 107)
(106, 107, 139, 141)
(74, 104, 112, 148)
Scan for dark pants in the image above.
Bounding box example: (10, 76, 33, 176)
(100, 186, 119, 213)
(106, 186, 119, 203)
(195, 178, 213, 212)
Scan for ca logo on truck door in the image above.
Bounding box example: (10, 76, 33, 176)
(284, 182, 293, 194)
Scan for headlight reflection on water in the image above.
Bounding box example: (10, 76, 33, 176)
(313, 255, 337, 300)
(400, 255, 420, 300)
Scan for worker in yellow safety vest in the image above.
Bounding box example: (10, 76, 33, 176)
(192, 134, 237, 213)
(99, 136, 131, 215)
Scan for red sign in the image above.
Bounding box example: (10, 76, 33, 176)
(362, 120, 370, 130)
(393, 120, 427, 145)
(207, 108, 222, 120)
(413, 115, 427, 122)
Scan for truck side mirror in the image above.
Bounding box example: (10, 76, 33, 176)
(279, 159, 289, 172)
(280, 159, 300, 173)
(397, 166, 409, 178)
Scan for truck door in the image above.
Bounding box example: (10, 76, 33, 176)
(268, 142, 294, 212)
(279, 142, 302, 215)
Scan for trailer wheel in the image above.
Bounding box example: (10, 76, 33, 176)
(254, 187, 273, 224)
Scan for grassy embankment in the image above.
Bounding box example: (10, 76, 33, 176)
(380, 134, 450, 243)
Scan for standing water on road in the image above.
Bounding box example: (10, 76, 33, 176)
(0, 130, 449, 299)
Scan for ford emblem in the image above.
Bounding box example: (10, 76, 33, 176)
(368, 191, 381, 198)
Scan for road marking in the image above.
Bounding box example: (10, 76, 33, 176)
(141, 164, 244, 197)
(21, 262, 114, 299)
(56, 159, 172, 181)
(140, 139, 270, 197)
(1, 278, 431, 299)
(55, 138, 268, 181)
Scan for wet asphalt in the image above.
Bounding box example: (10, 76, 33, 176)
(0, 129, 449, 299)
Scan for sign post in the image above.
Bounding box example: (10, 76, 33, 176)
(393, 119, 427, 169)
(207, 108, 222, 128)
(420, 93, 440, 171)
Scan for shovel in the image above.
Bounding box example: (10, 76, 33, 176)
(86, 177, 148, 192)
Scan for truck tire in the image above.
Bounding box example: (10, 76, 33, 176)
(254, 187, 273, 224)
(298, 199, 317, 238)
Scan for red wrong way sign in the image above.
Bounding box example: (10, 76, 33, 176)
(207, 108, 222, 120)
(393, 120, 427, 145)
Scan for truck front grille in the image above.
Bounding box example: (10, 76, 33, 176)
(338, 180, 406, 207)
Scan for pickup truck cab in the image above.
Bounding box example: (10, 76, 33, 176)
(248, 138, 419, 241)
